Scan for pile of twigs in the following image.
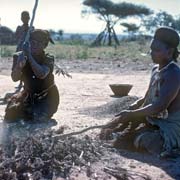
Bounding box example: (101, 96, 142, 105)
(0, 128, 104, 179)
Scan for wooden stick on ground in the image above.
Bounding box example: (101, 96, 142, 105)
(53, 124, 108, 139)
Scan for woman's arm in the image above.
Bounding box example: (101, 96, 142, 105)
(129, 97, 145, 110)
(28, 54, 50, 79)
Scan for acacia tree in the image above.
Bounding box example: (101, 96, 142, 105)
(82, 0, 152, 46)
(121, 23, 140, 35)
(174, 16, 180, 32)
(143, 11, 177, 34)
(0, 26, 15, 45)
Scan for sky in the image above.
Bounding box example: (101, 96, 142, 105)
(0, 0, 180, 33)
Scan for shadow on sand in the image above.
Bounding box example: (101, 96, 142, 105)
(107, 147, 180, 180)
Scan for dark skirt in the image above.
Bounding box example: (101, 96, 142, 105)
(4, 85, 59, 122)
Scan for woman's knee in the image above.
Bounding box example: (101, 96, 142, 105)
(134, 131, 164, 154)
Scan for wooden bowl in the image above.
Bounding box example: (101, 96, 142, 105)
(109, 84, 133, 97)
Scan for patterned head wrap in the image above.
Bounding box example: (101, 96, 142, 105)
(30, 29, 54, 47)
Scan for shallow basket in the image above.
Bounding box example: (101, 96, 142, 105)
(109, 84, 133, 97)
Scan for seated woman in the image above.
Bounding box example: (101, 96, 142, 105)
(100, 27, 180, 156)
(4, 29, 59, 122)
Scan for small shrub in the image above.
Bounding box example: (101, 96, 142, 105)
(75, 46, 88, 59)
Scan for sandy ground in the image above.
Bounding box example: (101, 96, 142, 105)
(0, 57, 180, 180)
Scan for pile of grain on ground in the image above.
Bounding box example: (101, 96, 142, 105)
(99, 96, 138, 114)
(81, 96, 138, 119)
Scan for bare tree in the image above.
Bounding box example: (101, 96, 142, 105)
(82, 0, 152, 46)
